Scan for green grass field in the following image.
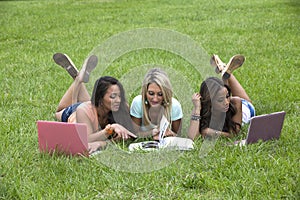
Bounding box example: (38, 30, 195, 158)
(1, 0, 299, 199)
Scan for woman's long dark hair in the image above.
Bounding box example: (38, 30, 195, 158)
(91, 76, 135, 133)
(199, 77, 238, 134)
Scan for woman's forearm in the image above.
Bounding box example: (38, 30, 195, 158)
(88, 129, 110, 142)
(201, 128, 232, 138)
(188, 106, 201, 140)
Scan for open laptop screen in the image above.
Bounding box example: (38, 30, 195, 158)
(246, 111, 286, 144)
(37, 121, 89, 156)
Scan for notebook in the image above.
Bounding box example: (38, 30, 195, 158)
(234, 111, 286, 146)
(37, 121, 89, 156)
(128, 137, 194, 151)
(129, 115, 194, 151)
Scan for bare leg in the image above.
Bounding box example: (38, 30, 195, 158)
(56, 80, 90, 112)
(54, 52, 88, 112)
(55, 54, 98, 121)
(55, 69, 91, 121)
(223, 74, 251, 103)
(55, 78, 90, 121)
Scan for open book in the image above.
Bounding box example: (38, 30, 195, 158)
(129, 115, 194, 151)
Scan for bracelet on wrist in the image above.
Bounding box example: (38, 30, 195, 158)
(106, 128, 114, 135)
(104, 124, 115, 140)
(191, 114, 201, 121)
(215, 131, 221, 136)
(105, 124, 114, 135)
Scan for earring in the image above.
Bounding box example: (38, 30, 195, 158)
(145, 99, 148, 105)
(163, 101, 169, 106)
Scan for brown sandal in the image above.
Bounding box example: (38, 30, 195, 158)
(53, 53, 79, 79)
(210, 54, 226, 74)
(222, 54, 245, 78)
(80, 55, 98, 83)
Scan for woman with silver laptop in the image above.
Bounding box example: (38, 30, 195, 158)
(188, 54, 255, 140)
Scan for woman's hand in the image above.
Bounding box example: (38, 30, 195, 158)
(152, 127, 159, 140)
(192, 93, 201, 109)
(88, 141, 106, 154)
(110, 124, 137, 141)
(165, 129, 176, 137)
(152, 128, 175, 140)
(188, 93, 202, 140)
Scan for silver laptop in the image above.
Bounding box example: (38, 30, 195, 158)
(235, 111, 286, 146)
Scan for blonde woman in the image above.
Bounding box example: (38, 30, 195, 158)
(130, 68, 183, 140)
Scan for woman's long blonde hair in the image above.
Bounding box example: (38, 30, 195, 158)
(141, 68, 173, 128)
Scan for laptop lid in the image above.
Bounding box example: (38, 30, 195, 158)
(37, 121, 89, 156)
(246, 111, 286, 144)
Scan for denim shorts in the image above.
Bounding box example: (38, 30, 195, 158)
(61, 102, 82, 122)
(242, 99, 255, 117)
(241, 99, 255, 124)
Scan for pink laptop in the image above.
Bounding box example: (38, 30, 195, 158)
(235, 111, 286, 146)
(37, 121, 89, 156)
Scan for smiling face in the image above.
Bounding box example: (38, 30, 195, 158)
(146, 83, 164, 107)
(212, 87, 230, 113)
(102, 84, 121, 112)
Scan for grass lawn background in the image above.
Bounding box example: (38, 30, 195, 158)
(0, 0, 299, 199)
